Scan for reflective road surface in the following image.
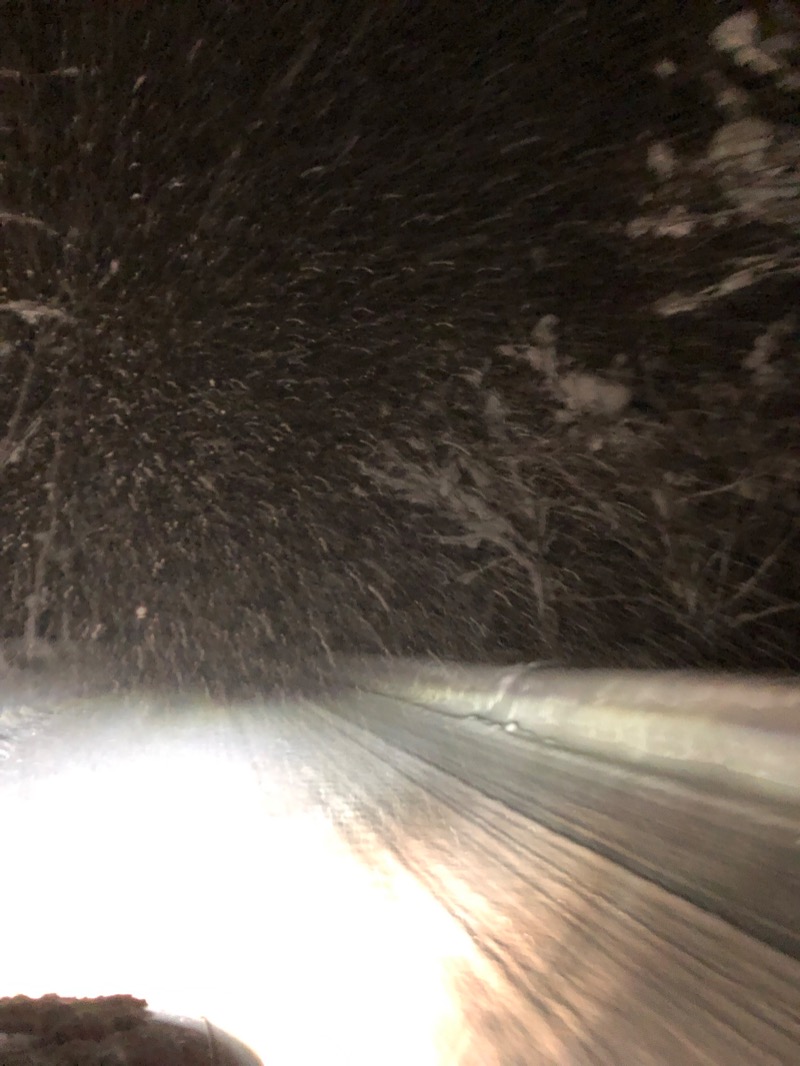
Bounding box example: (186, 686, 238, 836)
(1, 689, 799, 1065)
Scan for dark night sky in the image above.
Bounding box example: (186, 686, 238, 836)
(6, 4, 716, 369)
(1, 1, 798, 684)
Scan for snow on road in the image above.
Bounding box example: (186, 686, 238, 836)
(1, 693, 799, 1064)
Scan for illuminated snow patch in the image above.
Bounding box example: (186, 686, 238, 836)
(0, 717, 486, 1064)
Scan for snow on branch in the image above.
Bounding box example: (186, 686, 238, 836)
(627, 7, 800, 316)
(712, 9, 800, 91)
(0, 301, 76, 327)
(655, 252, 799, 316)
(741, 313, 797, 390)
(0, 211, 58, 235)
(497, 315, 631, 420)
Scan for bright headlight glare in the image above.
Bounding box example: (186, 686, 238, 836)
(0, 718, 490, 1065)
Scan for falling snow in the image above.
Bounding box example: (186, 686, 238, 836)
(0, 2, 799, 689)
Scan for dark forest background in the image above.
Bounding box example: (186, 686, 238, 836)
(1, 1, 798, 692)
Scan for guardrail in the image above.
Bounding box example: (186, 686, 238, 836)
(334, 657, 800, 803)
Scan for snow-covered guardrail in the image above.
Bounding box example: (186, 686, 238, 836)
(334, 658, 800, 803)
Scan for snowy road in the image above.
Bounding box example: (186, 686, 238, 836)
(1, 691, 799, 1065)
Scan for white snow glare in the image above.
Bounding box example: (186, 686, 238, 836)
(0, 705, 488, 1066)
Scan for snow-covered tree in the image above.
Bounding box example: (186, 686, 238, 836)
(629, 7, 800, 316)
(362, 304, 800, 664)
